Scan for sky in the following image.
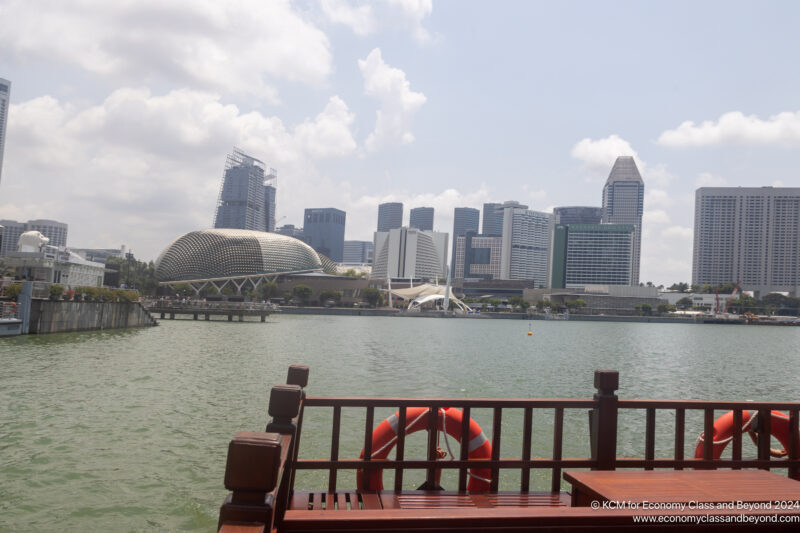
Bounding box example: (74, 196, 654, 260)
(1, 0, 799, 285)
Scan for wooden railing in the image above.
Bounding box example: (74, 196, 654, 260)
(217, 365, 800, 532)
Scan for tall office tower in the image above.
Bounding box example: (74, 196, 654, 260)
(343, 241, 373, 264)
(377, 202, 403, 232)
(693, 187, 800, 298)
(602, 156, 644, 285)
(26, 219, 68, 248)
(264, 168, 277, 232)
(453, 232, 502, 280)
(451, 207, 480, 276)
(409, 207, 434, 231)
(372, 227, 448, 280)
(550, 224, 634, 288)
(499, 205, 553, 286)
(0, 78, 9, 184)
(0, 219, 25, 256)
(213, 148, 269, 231)
(482, 203, 502, 235)
(303, 208, 346, 262)
(553, 206, 603, 225)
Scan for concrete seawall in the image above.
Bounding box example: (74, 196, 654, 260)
(29, 301, 158, 334)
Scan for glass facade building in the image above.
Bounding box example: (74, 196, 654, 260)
(409, 207, 434, 231)
(214, 148, 276, 232)
(377, 202, 403, 232)
(554, 206, 602, 225)
(551, 224, 634, 288)
(602, 156, 644, 285)
(451, 207, 480, 276)
(303, 208, 346, 263)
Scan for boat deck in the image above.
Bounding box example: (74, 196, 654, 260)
(217, 365, 800, 532)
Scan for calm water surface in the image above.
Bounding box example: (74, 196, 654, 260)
(2, 316, 800, 532)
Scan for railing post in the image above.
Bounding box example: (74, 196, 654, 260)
(218, 432, 283, 532)
(590, 370, 619, 470)
(265, 379, 304, 523)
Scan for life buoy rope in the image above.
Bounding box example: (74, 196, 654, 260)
(357, 407, 492, 492)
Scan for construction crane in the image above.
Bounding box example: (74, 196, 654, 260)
(724, 281, 741, 313)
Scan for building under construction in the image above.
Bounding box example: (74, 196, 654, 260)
(213, 148, 277, 232)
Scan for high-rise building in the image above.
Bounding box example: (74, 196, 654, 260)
(0, 219, 26, 257)
(343, 241, 373, 264)
(276, 224, 311, 244)
(0, 78, 9, 184)
(499, 205, 553, 286)
(264, 167, 277, 232)
(377, 202, 403, 232)
(550, 224, 635, 288)
(693, 187, 800, 298)
(451, 207, 480, 276)
(453, 232, 502, 280)
(213, 148, 273, 231)
(372, 227, 448, 281)
(602, 156, 644, 285)
(0, 218, 68, 257)
(482, 203, 502, 236)
(553, 206, 603, 225)
(409, 207, 434, 231)
(303, 208, 346, 262)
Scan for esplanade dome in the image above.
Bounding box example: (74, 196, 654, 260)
(155, 229, 323, 282)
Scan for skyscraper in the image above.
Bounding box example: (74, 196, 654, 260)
(499, 205, 553, 286)
(602, 156, 644, 285)
(553, 206, 603, 225)
(451, 207, 480, 276)
(303, 208, 346, 262)
(693, 187, 800, 298)
(453, 232, 502, 280)
(482, 203, 503, 235)
(213, 148, 271, 231)
(264, 168, 277, 232)
(377, 202, 403, 232)
(0, 78, 10, 184)
(343, 241, 373, 264)
(409, 207, 434, 231)
(372, 227, 448, 281)
(550, 224, 634, 288)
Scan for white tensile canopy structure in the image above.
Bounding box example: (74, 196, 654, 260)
(389, 284, 470, 313)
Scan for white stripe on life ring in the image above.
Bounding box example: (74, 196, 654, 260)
(386, 413, 399, 435)
(468, 431, 488, 453)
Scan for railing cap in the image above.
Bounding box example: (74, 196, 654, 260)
(268, 384, 302, 419)
(224, 431, 282, 492)
(287, 365, 309, 388)
(594, 370, 619, 392)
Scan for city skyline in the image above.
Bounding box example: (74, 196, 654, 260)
(1, 2, 800, 285)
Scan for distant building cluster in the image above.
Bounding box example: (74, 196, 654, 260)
(0, 219, 68, 257)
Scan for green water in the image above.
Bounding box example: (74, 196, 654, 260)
(2, 316, 799, 532)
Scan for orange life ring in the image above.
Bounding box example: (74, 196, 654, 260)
(356, 407, 492, 492)
(694, 410, 794, 459)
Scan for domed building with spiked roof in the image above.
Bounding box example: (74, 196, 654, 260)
(155, 229, 336, 294)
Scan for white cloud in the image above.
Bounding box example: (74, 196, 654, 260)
(0, 0, 332, 102)
(358, 48, 427, 151)
(387, 0, 435, 44)
(570, 134, 643, 174)
(643, 209, 671, 225)
(696, 172, 727, 188)
(321, 0, 376, 35)
(294, 96, 358, 158)
(2, 88, 358, 259)
(645, 189, 674, 210)
(657, 111, 800, 147)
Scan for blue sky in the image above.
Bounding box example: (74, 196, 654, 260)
(1, 0, 799, 284)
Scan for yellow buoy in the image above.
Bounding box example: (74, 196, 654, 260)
(527, 331, 532, 336)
